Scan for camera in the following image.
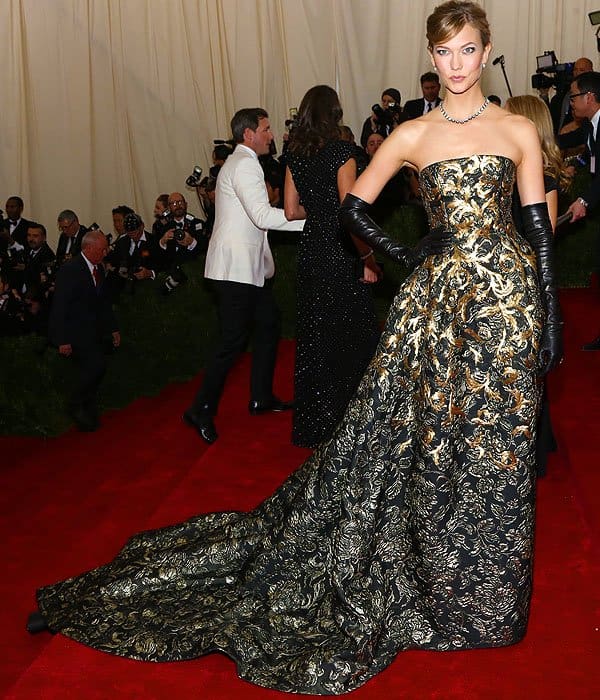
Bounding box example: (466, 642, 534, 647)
(531, 51, 574, 91)
(162, 264, 187, 294)
(186, 166, 203, 187)
(173, 223, 186, 242)
(372, 102, 401, 126)
(7, 246, 25, 266)
(285, 107, 299, 131)
(198, 175, 217, 193)
(40, 260, 57, 286)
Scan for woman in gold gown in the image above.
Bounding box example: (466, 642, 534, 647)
(29, 2, 562, 695)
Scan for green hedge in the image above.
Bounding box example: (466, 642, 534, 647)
(1, 202, 596, 436)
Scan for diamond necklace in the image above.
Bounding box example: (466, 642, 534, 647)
(439, 98, 490, 124)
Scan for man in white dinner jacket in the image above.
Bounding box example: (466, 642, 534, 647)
(184, 107, 305, 444)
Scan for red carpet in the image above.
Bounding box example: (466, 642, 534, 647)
(1, 288, 599, 699)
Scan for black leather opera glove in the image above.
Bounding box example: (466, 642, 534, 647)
(339, 193, 452, 269)
(521, 202, 563, 375)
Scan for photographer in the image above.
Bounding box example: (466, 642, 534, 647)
(194, 176, 217, 237)
(151, 195, 169, 236)
(56, 210, 87, 267)
(106, 212, 161, 295)
(360, 88, 405, 148)
(0, 232, 26, 290)
(210, 142, 233, 178)
(155, 192, 207, 266)
(22, 222, 56, 296)
(111, 205, 135, 242)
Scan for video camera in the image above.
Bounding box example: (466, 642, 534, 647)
(531, 51, 574, 92)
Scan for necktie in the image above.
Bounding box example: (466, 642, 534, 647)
(426, 102, 433, 112)
(93, 265, 101, 287)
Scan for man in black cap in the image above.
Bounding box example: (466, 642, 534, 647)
(106, 212, 161, 286)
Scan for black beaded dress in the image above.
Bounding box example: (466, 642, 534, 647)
(36, 155, 542, 696)
(287, 140, 380, 448)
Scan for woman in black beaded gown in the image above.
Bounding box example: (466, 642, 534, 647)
(29, 2, 563, 696)
(284, 85, 381, 448)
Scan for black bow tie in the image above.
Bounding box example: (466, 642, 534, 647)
(9, 220, 18, 226)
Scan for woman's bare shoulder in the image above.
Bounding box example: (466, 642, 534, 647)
(383, 119, 430, 165)
(494, 108, 536, 134)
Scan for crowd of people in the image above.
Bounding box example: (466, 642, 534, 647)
(0, 193, 209, 337)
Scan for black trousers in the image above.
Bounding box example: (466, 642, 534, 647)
(70, 340, 107, 412)
(192, 279, 281, 414)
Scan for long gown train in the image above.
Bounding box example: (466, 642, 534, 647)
(37, 155, 542, 695)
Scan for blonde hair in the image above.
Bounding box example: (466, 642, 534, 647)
(505, 95, 570, 191)
(427, 1, 491, 49)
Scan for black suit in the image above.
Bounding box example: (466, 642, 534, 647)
(154, 214, 207, 268)
(107, 231, 162, 276)
(559, 118, 600, 301)
(2, 218, 34, 247)
(558, 119, 600, 207)
(403, 97, 441, 120)
(23, 242, 55, 295)
(56, 226, 87, 267)
(49, 253, 118, 418)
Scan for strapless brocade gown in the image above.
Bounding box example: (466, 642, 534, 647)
(37, 156, 543, 696)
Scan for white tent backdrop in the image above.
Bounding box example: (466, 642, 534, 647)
(1, 0, 599, 245)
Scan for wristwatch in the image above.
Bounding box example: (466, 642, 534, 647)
(577, 197, 589, 208)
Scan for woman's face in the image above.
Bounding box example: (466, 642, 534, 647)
(430, 23, 490, 96)
(381, 94, 396, 109)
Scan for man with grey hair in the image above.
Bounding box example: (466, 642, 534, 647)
(49, 230, 120, 430)
(56, 209, 87, 266)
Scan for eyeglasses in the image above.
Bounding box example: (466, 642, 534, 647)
(569, 91, 589, 101)
(169, 200, 185, 206)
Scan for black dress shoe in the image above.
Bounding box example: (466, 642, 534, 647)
(581, 336, 600, 351)
(26, 610, 52, 634)
(248, 397, 294, 415)
(183, 409, 218, 444)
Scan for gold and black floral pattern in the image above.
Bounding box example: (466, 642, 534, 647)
(38, 155, 542, 695)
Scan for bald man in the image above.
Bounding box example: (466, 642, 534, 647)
(49, 230, 120, 431)
(155, 192, 207, 267)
